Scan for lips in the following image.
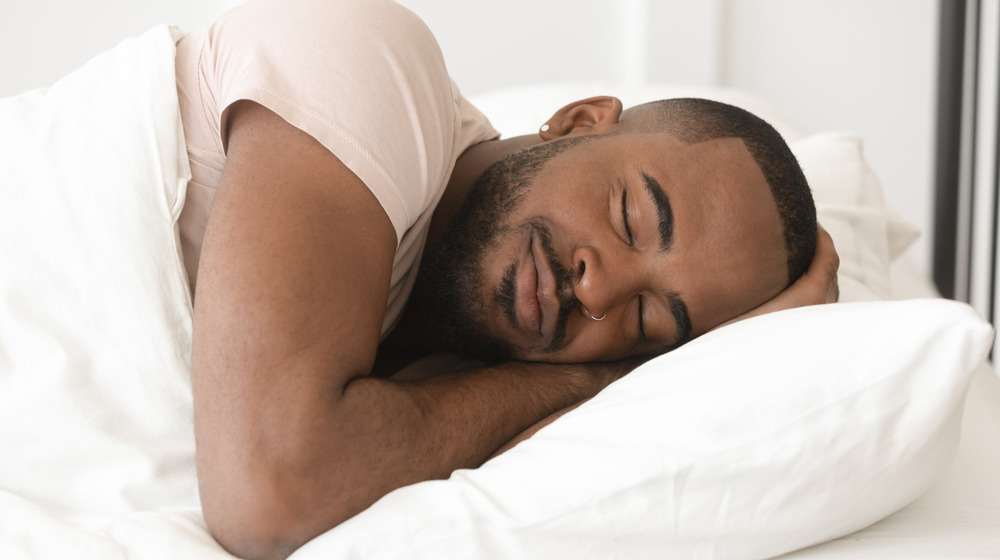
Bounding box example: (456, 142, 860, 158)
(531, 231, 559, 343)
(514, 237, 542, 331)
(512, 230, 560, 344)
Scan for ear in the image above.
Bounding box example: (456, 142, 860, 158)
(539, 96, 623, 140)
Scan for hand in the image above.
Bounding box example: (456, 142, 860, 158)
(716, 225, 839, 329)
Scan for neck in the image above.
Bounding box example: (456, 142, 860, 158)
(426, 133, 542, 247)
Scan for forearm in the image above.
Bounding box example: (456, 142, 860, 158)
(365, 360, 603, 465)
(199, 360, 608, 560)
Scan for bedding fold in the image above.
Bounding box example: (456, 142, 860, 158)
(0, 25, 197, 519)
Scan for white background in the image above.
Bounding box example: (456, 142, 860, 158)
(0, 0, 938, 273)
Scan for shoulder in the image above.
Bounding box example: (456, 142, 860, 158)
(209, 0, 442, 61)
(201, 0, 482, 240)
(205, 0, 456, 147)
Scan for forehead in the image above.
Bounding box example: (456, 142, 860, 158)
(545, 131, 756, 182)
(541, 132, 771, 212)
(655, 136, 788, 332)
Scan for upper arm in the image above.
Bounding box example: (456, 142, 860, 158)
(195, 100, 397, 383)
(191, 100, 397, 553)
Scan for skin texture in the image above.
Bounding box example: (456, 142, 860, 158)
(191, 97, 839, 560)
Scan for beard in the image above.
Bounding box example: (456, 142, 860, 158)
(412, 137, 592, 363)
(412, 162, 523, 364)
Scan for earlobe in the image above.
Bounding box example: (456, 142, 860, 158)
(539, 96, 623, 140)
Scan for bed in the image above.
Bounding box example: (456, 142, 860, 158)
(1, 18, 998, 560)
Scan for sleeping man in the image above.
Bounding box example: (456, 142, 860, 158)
(176, 0, 838, 558)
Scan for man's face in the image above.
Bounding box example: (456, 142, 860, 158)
(417, 132, 788, 363)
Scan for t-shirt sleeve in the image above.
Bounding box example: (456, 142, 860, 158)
(200, 0, 495, 243)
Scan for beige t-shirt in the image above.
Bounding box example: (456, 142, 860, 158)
(174, 0, 497, 336)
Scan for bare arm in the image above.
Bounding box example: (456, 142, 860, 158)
(191, 102, 621, 560)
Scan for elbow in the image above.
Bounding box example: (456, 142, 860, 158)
(195, 427, 373, 559)
(200, 480, 318, 560)
(214, 537, 298, 560)
(204, 507, 301, 560)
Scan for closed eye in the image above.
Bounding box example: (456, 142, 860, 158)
(621, 189, 634, 245)
(623, 189, 645, 342)
(638, 295, 647, 342)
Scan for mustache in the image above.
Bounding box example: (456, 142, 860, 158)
(534, 223, 577, 352)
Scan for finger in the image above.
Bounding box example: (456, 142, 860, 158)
(812, 226, 839, 272)
(814, 226, 840, 302)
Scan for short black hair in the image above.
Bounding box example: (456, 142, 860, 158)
(624, 98, 816, 284)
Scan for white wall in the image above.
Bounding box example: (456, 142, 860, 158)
(721, 0, 938, 273)
(395, 0, 724, 92)
(0, 0, 236, 97)
(2, 0, 938, 273)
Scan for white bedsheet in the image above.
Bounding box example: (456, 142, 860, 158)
(1, 26, 997, 560)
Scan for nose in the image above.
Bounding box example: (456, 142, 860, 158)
(572, 246, 639, 321)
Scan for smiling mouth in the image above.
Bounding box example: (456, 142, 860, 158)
(531, 230, 560, 343)
(496, 224, 574, 352)
(513, 236, 542, 332)
(505, 227, 561, 343)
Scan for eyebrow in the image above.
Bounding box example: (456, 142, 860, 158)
(667, 293, 692, 348)
(642, 172, 674, 252)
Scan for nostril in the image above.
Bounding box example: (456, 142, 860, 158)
(578, 260, 586, 279)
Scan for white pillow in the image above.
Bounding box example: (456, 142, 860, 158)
(295, 299, 992, 560)
(791, 132, 905, 302)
